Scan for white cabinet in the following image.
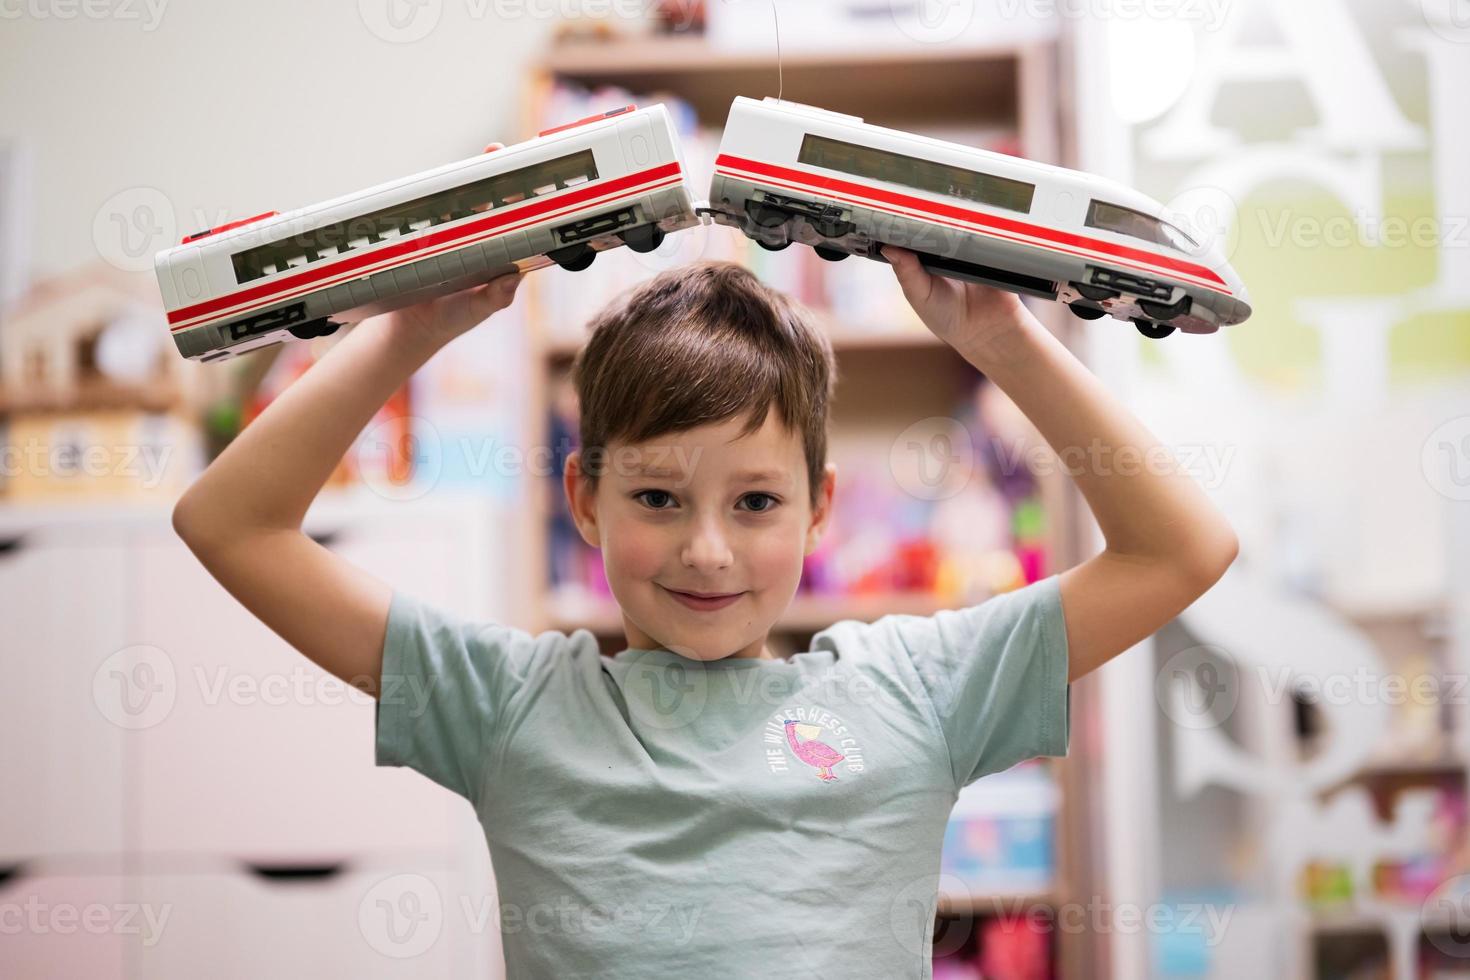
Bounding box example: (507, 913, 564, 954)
(128, 516, 480, 859)
(0, 868, 131, 980)
(131, 854, 501, 980)
(0, 492, 513, 979)
(0, 537, 131, 862)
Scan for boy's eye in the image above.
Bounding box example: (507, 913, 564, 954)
(634, 489, 674, 510)
(740, 493, 779, 513)
(630, 491, 782, 513)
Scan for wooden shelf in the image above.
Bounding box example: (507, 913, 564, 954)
(0, 380, 183, 416)
(1315, 752, 1467, 795)
(937, 890, 1053, 918)
(542, 34, 1043, 74)
(1355, 754, 1465, 777)
(538, 35, 1032, 130)
(1311, 903, 1467, 935)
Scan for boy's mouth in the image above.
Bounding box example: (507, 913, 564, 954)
(660, 585, 746, 611)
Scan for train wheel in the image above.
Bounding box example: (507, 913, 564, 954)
(1074, 281, 1119, 303)
(813, 218, 855, 239)
(749, 203, 789, 229)
(620, 224, 665, 254)
(1068, 302, 1106, 321)
(1139, 296, 1192, 321)
(1133, 318, 1175, 339)
(549, 243, 595, 272)
(318, 320, 342, 337)
(289, 318, 331, 340)
(813, 245, 848, 262)
(758, 238, 791, 251)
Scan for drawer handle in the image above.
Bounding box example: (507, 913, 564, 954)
(242, 860, 347, 882)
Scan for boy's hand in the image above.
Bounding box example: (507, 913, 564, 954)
(376, 141, 522, 349)
(881, 244, 1030, 357)
(380, 267, 522, 348)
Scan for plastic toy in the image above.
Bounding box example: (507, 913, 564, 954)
(702, 97, 1251, 338)
(154, 104, 700, 362)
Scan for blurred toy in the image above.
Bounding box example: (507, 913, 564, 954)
(978, 913, 1051, 980)
(0, 262, 202, 501)
(1, 261, 183, 410)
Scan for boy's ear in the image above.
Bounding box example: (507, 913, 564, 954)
(563, 450, 601, 548)
(804, 462, 838, 555)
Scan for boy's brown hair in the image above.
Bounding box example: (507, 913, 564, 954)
(569, 260, 837, 506)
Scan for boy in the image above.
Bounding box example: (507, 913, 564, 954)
(173, 246, 1237, 977)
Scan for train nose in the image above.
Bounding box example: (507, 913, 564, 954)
(1224, 280, 1253, 326)
(1206, 246, 1252, 326)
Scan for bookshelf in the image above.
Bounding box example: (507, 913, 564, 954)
(512, 31, 1091, 978)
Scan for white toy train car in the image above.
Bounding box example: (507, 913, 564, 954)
(705, 97, 1251, 338)
(155, 104, 700, 362)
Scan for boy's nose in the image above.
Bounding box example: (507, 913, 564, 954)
(681, 520, 733, 570)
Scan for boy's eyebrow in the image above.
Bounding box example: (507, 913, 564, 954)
(630, 465, 790, 485)
(733, 469, 791, 485)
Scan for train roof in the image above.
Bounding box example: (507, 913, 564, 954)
(163, 104, 672, 258)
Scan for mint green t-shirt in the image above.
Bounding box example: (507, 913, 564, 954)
(375, 574, 1071, 979)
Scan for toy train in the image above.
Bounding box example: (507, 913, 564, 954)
(154, 104, 700, 362)
(703, 97, 1252, 339)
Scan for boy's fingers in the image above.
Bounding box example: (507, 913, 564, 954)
(456, 277, 511, 324)
(881, 244, 933, 306)
(882, 244, 920, 280)
(482, 272, 520, 311)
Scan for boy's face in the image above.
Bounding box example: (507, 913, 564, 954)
(563, 408, 836, 661)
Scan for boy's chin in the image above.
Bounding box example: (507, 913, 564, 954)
(640, 622, 755, 662)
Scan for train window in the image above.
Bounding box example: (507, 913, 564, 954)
(798, 134, 1034, 214)
(231, 149, 598, 284)
(1086, 200, 1197, 251)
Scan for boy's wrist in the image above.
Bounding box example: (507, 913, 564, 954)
(373, 312, 452, 364)
(951, 303, 1048, 377)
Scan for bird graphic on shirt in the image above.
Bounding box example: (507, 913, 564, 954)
(784, 720, 845, 782)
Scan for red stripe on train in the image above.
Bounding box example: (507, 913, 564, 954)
(167, 161, 683, 327)
(714, 153, 1226, 288)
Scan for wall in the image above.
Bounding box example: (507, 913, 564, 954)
(0, 0, 562, 280)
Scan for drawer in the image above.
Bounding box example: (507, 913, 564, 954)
(130, 852, 502, 979)
(0, 539, 131, 861)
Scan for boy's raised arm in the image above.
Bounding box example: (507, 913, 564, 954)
(882, 245, 1239, 682)
(171, 271, 521, 696)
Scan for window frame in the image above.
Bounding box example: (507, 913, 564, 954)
(230, 149, 600, 284)
(797, 133, 1036, 215)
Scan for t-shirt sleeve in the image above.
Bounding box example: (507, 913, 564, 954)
(866, 574, 1071, 789)
(374, 588, 541, 804)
